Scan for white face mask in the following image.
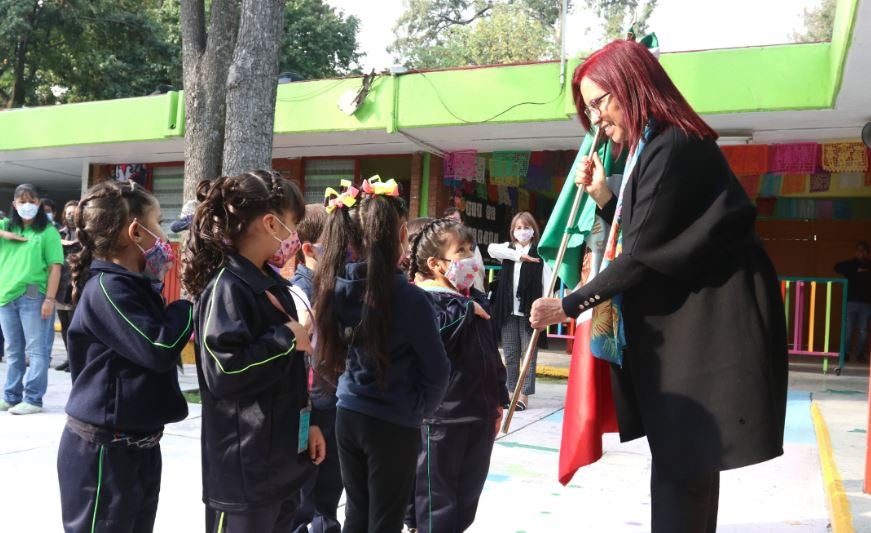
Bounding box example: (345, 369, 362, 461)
(514, 228, 534, 244)
(15, 202, 39, 221)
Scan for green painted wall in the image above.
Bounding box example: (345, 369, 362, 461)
(0, 0, 858, 152)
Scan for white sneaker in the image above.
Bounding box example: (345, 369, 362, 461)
(8, 402, 42, 415)
(0, 399, 18, 411)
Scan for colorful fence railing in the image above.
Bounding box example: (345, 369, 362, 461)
(779, 276, 848, 373)
(485, 265, 574, 352)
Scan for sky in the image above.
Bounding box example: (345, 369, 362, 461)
(326, 0, 825, 71)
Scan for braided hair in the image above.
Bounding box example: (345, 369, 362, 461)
(69, 181, 157, 305)
(408, 218, 472, 282)
(182, 170, 305, 298)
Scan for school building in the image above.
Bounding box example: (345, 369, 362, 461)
(1, 0, 869, 360)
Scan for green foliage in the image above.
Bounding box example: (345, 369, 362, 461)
(581, 0, 658, 43)
(0, 0, 362, 108)
(391, 0, 566, 68)
(280, 0, 362, 79)
(0, 0, 180, 107)
(793, 0, 836, 43)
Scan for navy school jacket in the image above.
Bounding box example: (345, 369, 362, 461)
(334, 262, 451, 428)
(194, 253, 313, 512)
(419, 286, 509, 424)
(65, 260, 192, 433)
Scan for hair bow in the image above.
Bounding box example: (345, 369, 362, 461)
(361, 175, 399, 197)
(324, 179, 359, 213)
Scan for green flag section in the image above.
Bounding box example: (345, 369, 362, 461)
(538, 135, 626, 289)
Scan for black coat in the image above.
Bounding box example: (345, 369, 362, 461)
(66, 261, 192, 433)
(193, 254, 312, 512)
(562, 126, 788, 479)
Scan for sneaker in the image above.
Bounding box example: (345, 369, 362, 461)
(8, 402, 42, 415)
(0, 399, 18, 411)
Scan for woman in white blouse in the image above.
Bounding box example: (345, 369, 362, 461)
(488, 212, 552, 411)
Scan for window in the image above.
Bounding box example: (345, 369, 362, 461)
(151, 166, 184, 236)
(304, 159, 355, 204)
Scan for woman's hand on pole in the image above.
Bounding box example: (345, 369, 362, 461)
(575, 152, 612, 208)
(529, 297, 569, 329)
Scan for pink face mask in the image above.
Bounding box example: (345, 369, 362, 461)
(443, 256, 479, 292)
(135, 224, 176, 281)
(268, 219, 300, 268)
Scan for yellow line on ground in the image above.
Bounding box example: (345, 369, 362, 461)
(811, 401, 854, 533)
(537, 365, 569, 379)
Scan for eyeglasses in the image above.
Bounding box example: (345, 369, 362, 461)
(584, 92, 610, 119)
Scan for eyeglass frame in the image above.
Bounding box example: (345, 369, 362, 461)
(584, 92, 611, 119)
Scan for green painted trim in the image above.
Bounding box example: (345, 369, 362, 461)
(0, 3, 861, 153)
(420, 153, 431, 217)
(203, 268, 296, 374)
(90, 445, 105, 533)
(828, 0, 860, 105)
(99, 273, 192, 349)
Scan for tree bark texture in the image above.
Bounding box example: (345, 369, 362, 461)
(221, 0, 286, 176)
(180, 0, 240, 201)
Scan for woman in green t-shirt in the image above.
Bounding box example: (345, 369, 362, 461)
(0, 183, 64, 415)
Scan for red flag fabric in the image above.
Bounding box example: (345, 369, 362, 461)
(558, 319, 620, 486)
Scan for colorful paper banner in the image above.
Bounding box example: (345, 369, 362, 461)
(769, 143, 820, 173)
(822, 142, 868, 172)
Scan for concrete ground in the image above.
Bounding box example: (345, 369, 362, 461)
(0, 337, 868, 532)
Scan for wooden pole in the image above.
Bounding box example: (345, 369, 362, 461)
(501, 127, 603, 434)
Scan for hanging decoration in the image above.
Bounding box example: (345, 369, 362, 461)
(490, 151, 530, 187)
(779, 173, 808, 195)
(834, 171, 864, 189)
(759, 174, 782, 197)
(769, 143, 820, 173)
(809, 172, 831, 193)
(822, 142, 868, 172)
(721, 144, 769, 175)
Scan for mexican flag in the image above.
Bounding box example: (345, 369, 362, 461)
(538, 133, 625, 486)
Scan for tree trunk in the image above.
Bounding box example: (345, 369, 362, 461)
(8, 2, 41, 108)
(179, 0, 240, 202)
(221, 0, 286, 176)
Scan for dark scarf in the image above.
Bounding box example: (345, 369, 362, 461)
(491, 242, 545, 334)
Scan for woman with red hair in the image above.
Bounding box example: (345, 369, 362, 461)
(531, 40, 788, 532)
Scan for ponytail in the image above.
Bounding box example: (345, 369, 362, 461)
(313, 185, 408, 384)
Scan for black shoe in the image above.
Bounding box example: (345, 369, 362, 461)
(56, 361, 70, 372)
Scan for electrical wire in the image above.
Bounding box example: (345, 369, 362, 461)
(417, 71, 566, 124)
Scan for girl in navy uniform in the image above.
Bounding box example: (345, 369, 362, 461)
(183, 170, 325, 533)
(58, 181, 192, 532)
(314, 178, 450, 533)
(408, 219, 509, 533)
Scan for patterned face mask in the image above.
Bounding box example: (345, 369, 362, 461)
(268, 218, 300, 268)
(442, 256, 479, 292)
(136, 223, 176, 281)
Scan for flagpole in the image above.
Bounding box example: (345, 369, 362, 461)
(501, 126, 603, 434)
